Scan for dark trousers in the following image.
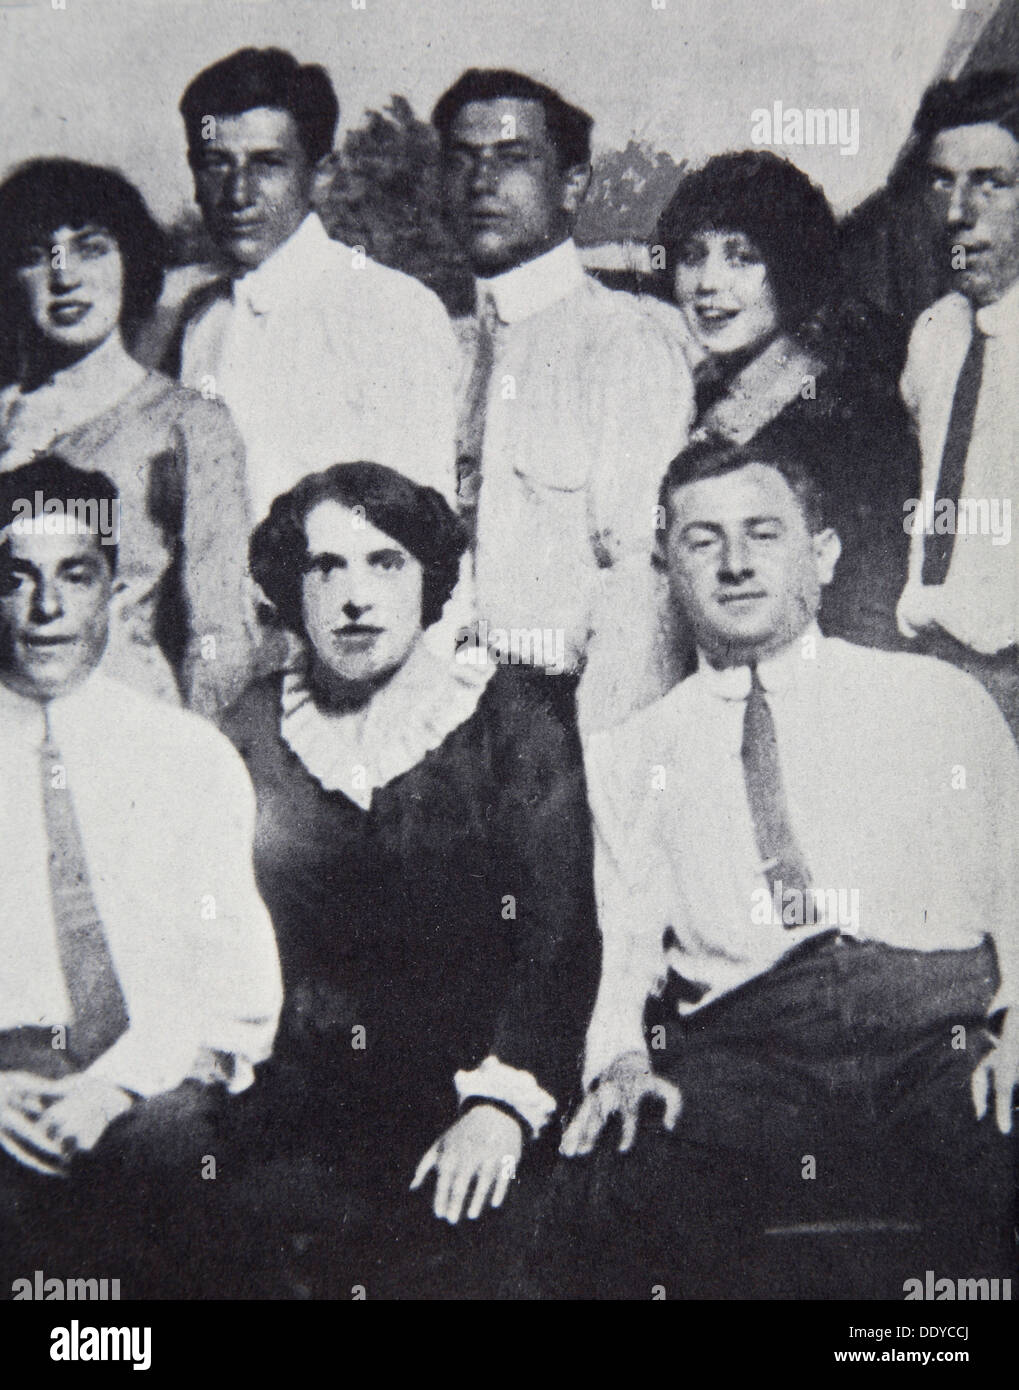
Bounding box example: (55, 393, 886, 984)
(524, 936, 1015, 1299)
(210, 1076, 559, 1300)
(1, 1081, 233, 1300)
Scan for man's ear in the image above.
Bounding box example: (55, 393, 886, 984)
(561, 162, 592, 216)
(311, 152, 341, 205)
(651, 527, 669, 573)
(813, 527, 841, 587)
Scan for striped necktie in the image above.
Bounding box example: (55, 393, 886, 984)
(456, 291, 500, 536)
(41, 709, 130, 1069)
(921, 325, 986, 586)
(741, 665, 811, 915)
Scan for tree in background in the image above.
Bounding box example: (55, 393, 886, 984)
(320, 94, 472, 315)
(576, 139, 685, 247)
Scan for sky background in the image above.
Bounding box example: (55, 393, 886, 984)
(0, 0, 970, 223)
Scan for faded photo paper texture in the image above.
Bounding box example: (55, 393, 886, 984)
(0, 0, 1016, 1307)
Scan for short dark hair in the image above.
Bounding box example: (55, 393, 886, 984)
(653, 150, 842, 333)
(658, 434, 828, 537)
(180, 47, 339, 164)
(0, 159, 167, 324)
(250, 462, 467, 636)
(0, 454, 119, 575)
(913, 69, 1019, 155)
(432, 68, 593, 168)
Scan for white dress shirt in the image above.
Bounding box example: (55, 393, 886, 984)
(181, 213, 459, 520)
(458, 238, 696, 731)
(582, 628, 1019, 1085)
(899, 281, 1019, 654)
(0, 673, 282, 1098)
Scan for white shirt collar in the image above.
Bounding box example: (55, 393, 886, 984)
(279, 638, 494, 809)
(476, 237, 586, 325)
(0, 669, 106, 746)
(231, 212, 332, 316)
(974, 274, 1019, 338)
(695, 622, 825, 701)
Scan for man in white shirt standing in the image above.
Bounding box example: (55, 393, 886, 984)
(898, 71, 1019, 739)
(550, 435, 1017, 1298)
(434, 69, 696, 733)
(178, 47, 458, 523)
(0, 455, 282, 1296)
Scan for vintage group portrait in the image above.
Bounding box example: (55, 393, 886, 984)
(0, 0, 1016, 1319)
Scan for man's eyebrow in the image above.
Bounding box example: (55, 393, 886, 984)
(367, 546, 405, 561)
(680, 514, 785, 532)
(57, 551, 103, 572)
(196, 143, 289, 159)
(928, 162, 1015, 180)
(449, 136, 534, 153)
(305, 549, 346, 565)
(3, 557, 41, 577)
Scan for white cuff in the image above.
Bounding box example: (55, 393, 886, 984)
(186, 1047, 256, 1095)
(454, 1055, 557, 1138)
(896, 581, 933, 638)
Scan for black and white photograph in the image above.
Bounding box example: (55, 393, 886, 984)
(0, 0, 1016, 1352)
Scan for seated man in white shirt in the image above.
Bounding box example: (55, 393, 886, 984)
(434, 68, 695, 733)
(898, 71, 1019, 739)
(0, 455, 282, 1297)
(551, 435, 1017, 1299)
(176, 47, 458, 523)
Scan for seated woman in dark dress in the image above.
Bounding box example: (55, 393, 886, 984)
(219, 462, 598, 1298)
(655, 150, 920, 650)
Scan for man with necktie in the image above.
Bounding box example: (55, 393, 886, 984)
(548, 435, 1017, 1298)
(898, 71, 1019, 739)
(0, 456, 281, 1296)
(434, 69, 696, 734)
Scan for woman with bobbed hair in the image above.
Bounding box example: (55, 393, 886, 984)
(656, 150, 919, 650)
(0, 158, 254, 715)
(219, 461, 597, 1298)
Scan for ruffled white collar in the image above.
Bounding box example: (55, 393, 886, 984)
(279, 640, 494, 809)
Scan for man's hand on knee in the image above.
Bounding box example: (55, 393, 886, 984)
(971, 1008, 1019, 1134)
(0, 1072, 134, 1174)
(560, 1051, 681, 1158)
(1, 1070, 68, 1175)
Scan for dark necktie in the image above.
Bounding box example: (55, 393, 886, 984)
(921, 325, 986, 586)
(456, 291, 499, 537)
(741, 666, 811, 912)
(40, 711, 130, 1069)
